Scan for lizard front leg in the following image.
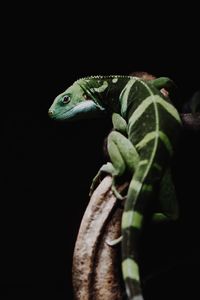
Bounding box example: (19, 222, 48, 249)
(90, 113, 133, 196)
(112, 112, 128, 135)
(89, 130, 140, 198)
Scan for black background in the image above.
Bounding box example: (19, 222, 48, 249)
(2, 4, 200, 300)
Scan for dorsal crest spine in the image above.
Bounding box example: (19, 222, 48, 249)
(76, 75, 137, 83)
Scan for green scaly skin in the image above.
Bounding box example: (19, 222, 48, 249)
(48, 75, 182, 300)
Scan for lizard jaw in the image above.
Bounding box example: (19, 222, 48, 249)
(48, 101, 105, 121)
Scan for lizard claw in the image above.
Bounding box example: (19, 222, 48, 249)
(106, 235, 122, 246)
(89, 174, 102, 197)
(111, 185, 126, 201)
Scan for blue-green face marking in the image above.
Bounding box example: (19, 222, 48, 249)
(48, 82, 105, 121)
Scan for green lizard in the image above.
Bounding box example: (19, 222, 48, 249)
(48, 75, 182, 300)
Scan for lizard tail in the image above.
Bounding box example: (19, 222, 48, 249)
(121, 164, 156, 300)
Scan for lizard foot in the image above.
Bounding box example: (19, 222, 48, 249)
(89, 163, 115, 197)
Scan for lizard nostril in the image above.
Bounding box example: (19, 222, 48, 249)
(48, 110, 54, 117)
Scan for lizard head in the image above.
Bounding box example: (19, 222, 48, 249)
(48, 80, 106, 121)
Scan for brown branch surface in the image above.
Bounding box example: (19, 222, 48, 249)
(72, 177, 128, 300)
(72, 113, 200, 300)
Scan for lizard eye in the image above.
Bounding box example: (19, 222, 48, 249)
(83, 93, 91, 100)
(62, 95, 70, 104)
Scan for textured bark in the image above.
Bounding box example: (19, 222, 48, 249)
(72, 113, 200, 300)
(72, 176, 128, 300)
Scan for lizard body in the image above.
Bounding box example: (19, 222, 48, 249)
(49, 75, 182, 300)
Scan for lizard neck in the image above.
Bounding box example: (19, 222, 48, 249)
(119, 77, 152, 120)
(77, 75, 137, 114)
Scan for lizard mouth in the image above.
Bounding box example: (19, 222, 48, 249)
(48, 107, 75, 120)
(49, 101, 105, 121)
